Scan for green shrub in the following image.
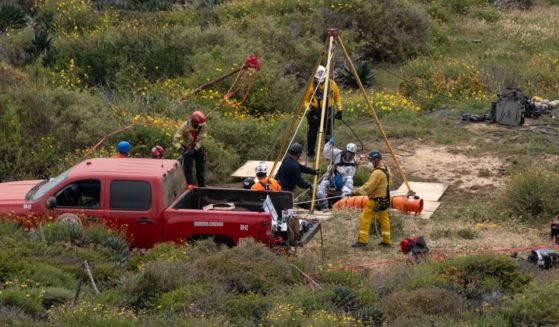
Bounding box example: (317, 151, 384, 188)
(338, 61, 375, 89)
(438, 254, 531, 300)
(156, 283, 213, 312)
(22, 263, 75, 288)
(499, 164, 559, 221)
(224, 292, 271, 326)
(381, 287, 464, 323)
(502, 280, 559, 326)
(0, 4, 26, 32)
(0, 305, 39, 326)
(126, 260, 190, 309)
(41, 287, 73, 308)
(456, 228, 477, 240)
(0, 288, 44, 318)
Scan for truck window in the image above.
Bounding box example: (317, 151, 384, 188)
(110, 180, 152, 211)
(163, 168, 187, 207)
(29, 168, 71, 201)
(55, 180, 101, 209)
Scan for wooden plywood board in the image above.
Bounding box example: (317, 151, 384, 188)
(292, 209, 333, 221)
(392, 181, 449, 202)
(231, 160, 280, 178)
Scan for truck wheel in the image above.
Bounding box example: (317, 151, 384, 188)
(55, 213, 83, 227)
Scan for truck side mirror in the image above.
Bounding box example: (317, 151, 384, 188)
(46, 197, 57, 209)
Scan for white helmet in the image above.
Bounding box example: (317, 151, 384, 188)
(255, 162, 267, 174)
(315, 65, 326, 83)
(346, 143, 357, 153)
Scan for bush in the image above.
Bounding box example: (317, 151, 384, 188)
(437, 254, 531, 300)
(41, 287, 73, 308)
(224, 292, 271, 326)
(0, 81, 115, 180)
(0, 288, 44, 318)
(381, 287, 464, 323)
(498, 164, 559, 221)
(0, 4, 26, 32)
(502, 280, 559, 326)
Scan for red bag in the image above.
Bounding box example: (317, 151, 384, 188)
(400, 236, 429, 255)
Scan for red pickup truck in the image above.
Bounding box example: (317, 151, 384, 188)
(0, 158, 319, 248)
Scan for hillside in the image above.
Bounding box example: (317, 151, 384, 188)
(2, 0, 559, 326)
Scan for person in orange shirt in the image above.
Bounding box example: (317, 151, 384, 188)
(112, 141, 130, 158)
(251, 162, 281, 192)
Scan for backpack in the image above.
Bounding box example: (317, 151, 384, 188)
(400, 236, 429, 256)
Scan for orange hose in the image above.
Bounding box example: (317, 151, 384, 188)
(333, 195, 424, 215)
(333, 196, 369, 209)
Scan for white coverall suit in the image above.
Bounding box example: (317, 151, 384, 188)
(317, 142, 357, 210)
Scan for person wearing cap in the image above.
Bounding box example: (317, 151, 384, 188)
(303, 65, 343, 159)
(173, 111, 208, 187)
(350, 150, 392, 248)
(275, 143, 319, 192)
(251, 162, 281, 192)
(316, 136, 358, 212)
(112, 141, 131, 158)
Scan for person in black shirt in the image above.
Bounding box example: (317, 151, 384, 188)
(276, 143, 319, 192)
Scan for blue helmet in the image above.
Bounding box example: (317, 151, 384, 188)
(117, 141, 131, 154)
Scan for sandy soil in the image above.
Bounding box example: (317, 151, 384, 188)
(383, 141, 510, 192)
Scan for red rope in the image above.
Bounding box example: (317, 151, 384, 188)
(308, 244, 559, 276)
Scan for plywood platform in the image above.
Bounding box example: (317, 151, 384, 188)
(392, 181, 449, 202)
(231, 160, 280, 178)
(391, 181, 449, 219)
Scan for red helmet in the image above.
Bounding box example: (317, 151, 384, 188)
(191, 111, 206, 123)
(150, 145, 165, 159)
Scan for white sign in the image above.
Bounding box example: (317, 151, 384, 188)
(262, 195, 278, 223)
(194, 221, 224, 227)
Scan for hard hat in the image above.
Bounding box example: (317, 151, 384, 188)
(288, 143, 303, 156)
(150, 145, 165, 158)
(367, 150, 382, 160)
(191, 111, 206, 123)
(346, 143, 357, 153)
(117, 141, 131, 154)
(255, 162, 268, 174)
(243, 177, 255, 189)
(315, 65, 326, 83)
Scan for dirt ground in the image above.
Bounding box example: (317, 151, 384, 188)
(380, 141, 510, 192)
(297, 138, 551, 270)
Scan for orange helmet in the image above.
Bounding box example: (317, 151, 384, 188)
(191, 111, 206, 123)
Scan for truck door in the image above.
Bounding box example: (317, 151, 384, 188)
(50, 179, 104, 226)
(104, 179, 160, 249)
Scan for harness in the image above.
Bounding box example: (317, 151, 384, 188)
(372, 165, 390, 212)
(311, 80, 332, 109)
(258, 179, 271, 191)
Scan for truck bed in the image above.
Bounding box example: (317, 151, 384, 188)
(172, 187, 293, 215)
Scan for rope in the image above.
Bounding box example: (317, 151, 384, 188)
(307, 244, 559, 276)
(276, 81, 323, 165)
(293, 194, 344, 206)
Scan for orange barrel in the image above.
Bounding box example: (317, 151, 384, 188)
(390, 195, 423, 215)
(333, 196, 369, 209)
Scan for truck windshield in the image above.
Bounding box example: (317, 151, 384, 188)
(163, 167, 187, 207)
(28, 169, 71, 201)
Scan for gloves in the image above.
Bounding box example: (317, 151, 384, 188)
(327, 136, 334, 145)
(335, 111, 343, 120)
(313, 169, 320, 176)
